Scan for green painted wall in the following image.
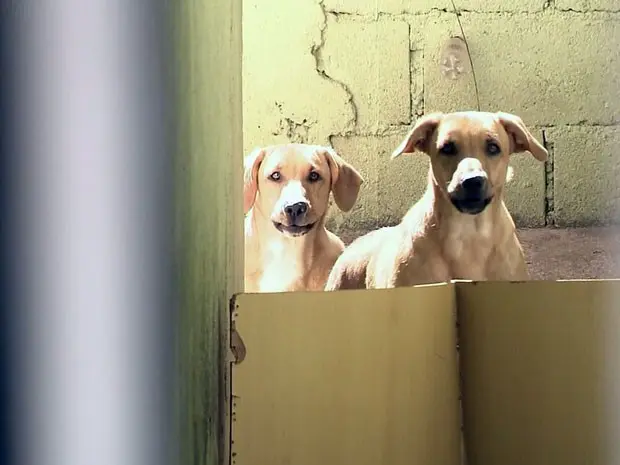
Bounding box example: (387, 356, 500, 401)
(176, 1, 243, 464)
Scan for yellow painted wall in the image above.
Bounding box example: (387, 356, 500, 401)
(243, 0, 620, 233)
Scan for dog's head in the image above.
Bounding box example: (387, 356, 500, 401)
(391, 111, 548, 215)
(244, 143, 363, 237)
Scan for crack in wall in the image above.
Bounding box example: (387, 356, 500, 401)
(272, 102, 315, 143)
(312, 0, 358, 135)
(272, 117, 313, 143)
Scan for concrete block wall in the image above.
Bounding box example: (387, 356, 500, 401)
(243, 0, 620, 235)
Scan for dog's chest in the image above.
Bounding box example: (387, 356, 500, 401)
(443, 222, 495, 279)
(258, 262, 304, 292)
(255, 243, 312, 292)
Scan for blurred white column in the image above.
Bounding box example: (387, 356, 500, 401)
(5, 2, 175, 465)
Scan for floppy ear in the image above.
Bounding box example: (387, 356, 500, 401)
(497, 112, 548, 162)
(391, 112, 444, 159)
(243, 147, 266, 214)
(322, 147, 364, 212)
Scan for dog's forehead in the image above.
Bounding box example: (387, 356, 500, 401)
(262, 144, 326, 172)
(438, 113, 503, 139)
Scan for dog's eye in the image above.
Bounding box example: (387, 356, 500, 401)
(269, 171, 281, 181)
(486, 141, 501, 156)
(308, 171, 321, 182)
(439, 141, 458, 156)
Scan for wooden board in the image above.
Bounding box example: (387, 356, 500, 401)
(458, 280, 620, 465)
(232, 284, 461, 465)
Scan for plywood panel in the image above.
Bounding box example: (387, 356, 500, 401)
(232, 284, 460, 465)
(458, 280, 620, 465)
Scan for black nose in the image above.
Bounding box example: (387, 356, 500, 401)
(285, 202, 308, 221)
(461, 175, 486, 193)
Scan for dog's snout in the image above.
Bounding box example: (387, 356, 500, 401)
(285, 202, 308, 221)
(462, 175, 486, 192)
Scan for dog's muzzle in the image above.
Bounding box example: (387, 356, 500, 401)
(450, 175, 493, 215)
(273, 201, 316, 237)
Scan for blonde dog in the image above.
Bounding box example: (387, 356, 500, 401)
(325, 111, 548, 290)
(244, 143, 363, 292)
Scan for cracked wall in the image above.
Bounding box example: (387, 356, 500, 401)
(243, 0, 620, 234)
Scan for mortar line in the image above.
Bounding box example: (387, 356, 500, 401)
(326, 8, 620, 18)
(408, 24, 413, 124)
(542, 130, 555, 227)
(419, 47, 425, 117)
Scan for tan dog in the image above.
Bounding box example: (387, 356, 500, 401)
(325, 111, 548, 290)
(244, 143, 363, 293)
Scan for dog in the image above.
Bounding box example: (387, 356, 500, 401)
(324, 111, 548, 290)
(244, 143, 363, 292)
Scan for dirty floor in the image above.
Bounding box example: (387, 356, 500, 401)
(340, 226, 620, 281)
(518, 226, 620, 280)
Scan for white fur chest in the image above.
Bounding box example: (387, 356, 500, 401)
(256, 241, 306, 292)
(443, 218, 494, 280)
